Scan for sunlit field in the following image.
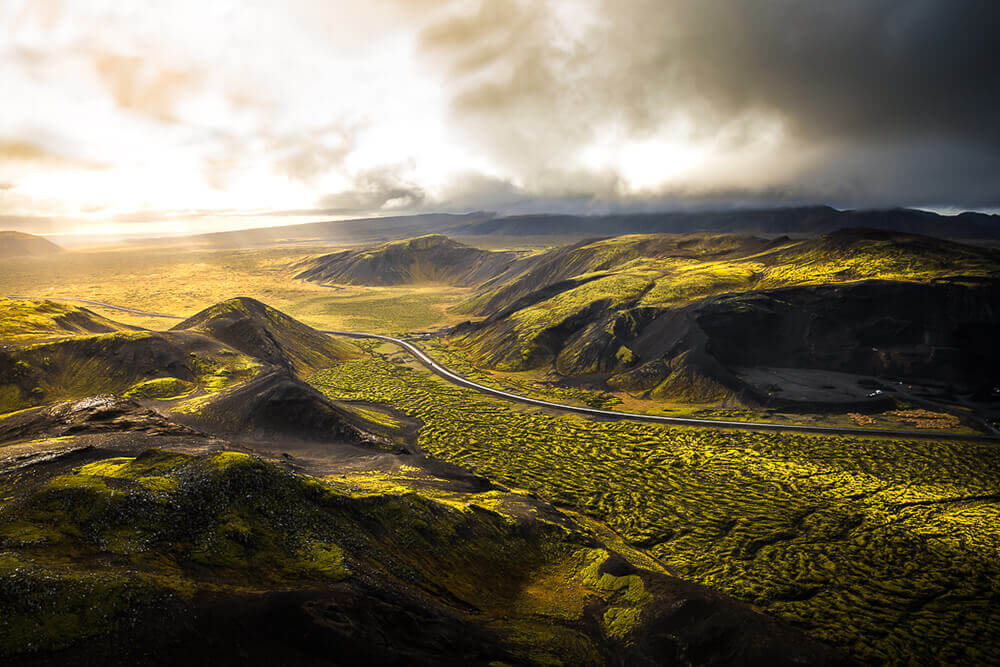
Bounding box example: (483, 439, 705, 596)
(0, 246, 471, 334)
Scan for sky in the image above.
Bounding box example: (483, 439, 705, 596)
(1, 0, 998, 238)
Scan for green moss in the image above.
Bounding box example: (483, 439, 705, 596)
(124, 377, 194, 400)
(294, 541, 348, 579)
(208, 451, 255, 470)
(338, 402, 402, 428)
(0, 298, 126, 342)
(76, 459, 131, 477)
(0, 551, 27, 572)
(0, 521, 64, 546)
(603, 606, 643, 640)
(0, 445, 672, 662)
(0, 325, 260, 414)
(615, 345, 636, 365)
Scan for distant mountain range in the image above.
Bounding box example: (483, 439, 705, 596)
(150, 206, 1000, 249)
(452, 206, 1000, 239)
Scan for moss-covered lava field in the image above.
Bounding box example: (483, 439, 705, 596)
(310, 346, 1000, 664)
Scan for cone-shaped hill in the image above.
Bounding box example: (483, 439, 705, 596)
(172, 297, 359, 375)
(294, 234, 525, 286)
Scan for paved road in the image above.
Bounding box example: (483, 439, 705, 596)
(11, 295, 997, 441)
(320, 329, 1000, 440)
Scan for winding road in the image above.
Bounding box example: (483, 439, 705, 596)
(11, 295, 998, 441)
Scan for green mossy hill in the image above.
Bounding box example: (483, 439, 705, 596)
(172, 297, 359, 375)
(759, 227, 1000, 282)
(0, 449, 845, 664)
(0, 298, 130, 343)
(460, 232, 772, 316)
(294, 234, 525, 287)
(0, 231, 62, 259)
(451, 230, 1000, 402)
(0, 329, 258, 415)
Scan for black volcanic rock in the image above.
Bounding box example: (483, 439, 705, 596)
(0, 395, 199, 444)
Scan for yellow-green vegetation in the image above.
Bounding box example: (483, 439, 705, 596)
(336, 402, 404, 429)
(310, 353, 1000, 664)
(185, 349, 260, 392)
(123, 377, 195, 400)
(576, 549, 651, 640)
(0, 246, 331, 330)
(0, 449, 664, 663)
(0, 298, 127, 342)
(0, 449, 350, 655)
(285, 285, 473, 334)
(487, 271, 656, 371)
(635, 231, 997, 308)
(0, 246, 471, 333)
(173, 297, 361, 373)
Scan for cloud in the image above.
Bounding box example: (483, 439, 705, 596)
(2, 0, 999, 235)
(0, 140, 104, 169)
(316, 167, 426, 214)
(92, 51, 201, 122)
(416, 0, 1000, 208)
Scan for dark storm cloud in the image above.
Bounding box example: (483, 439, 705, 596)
(418, 0, 1000, 209)
(604, 0, 1000, 145)
(316, 167, 426, 213)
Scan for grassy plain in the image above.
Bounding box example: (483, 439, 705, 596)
(310, 348, 1000, 664)
(0, 246, 470, 334)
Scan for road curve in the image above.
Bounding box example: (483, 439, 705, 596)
(320, 329, 999, 441)
(9, 295, 997, 441)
